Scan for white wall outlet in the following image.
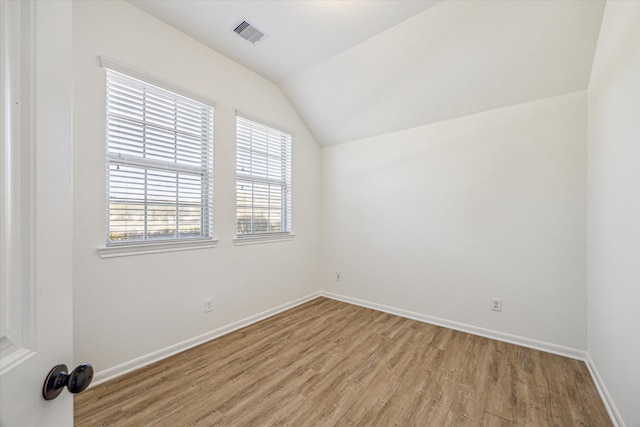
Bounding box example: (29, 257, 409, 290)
(491, 297, 502, 312)
(336, 272, 341, 281)
(204, 298, 213, 313)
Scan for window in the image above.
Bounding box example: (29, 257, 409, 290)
(236, 116, 292, 238)
(104, 64, 214, 246)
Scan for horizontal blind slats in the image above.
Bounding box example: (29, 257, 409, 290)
(106, 105, 212, 140)
(107, 82, 210, 136)
(106, 69, 213, 244)
(236, 116, 291, 236)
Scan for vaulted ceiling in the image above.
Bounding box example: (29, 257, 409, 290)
(128, 0, 605, 146)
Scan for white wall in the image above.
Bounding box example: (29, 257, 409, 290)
(587, 2, 640, 426)
(322, 91, 587, 350)
(73, 1, 321, 373)
(70, 4, 638, 424)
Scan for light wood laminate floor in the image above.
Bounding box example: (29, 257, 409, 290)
(75, 297, 612, 426)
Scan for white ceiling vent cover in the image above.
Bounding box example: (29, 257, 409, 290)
(233, 20, 265, 45)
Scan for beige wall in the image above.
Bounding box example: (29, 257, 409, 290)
(322, 91, 587, 350)
(73, 0, 322, 374)
(587, 1, 640, 425)
(72, 4, 639, 425)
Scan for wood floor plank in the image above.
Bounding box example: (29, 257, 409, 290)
(75, 297, 612, 426)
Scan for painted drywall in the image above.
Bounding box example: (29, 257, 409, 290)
(587, 1, 640, 426)
(322, 91, 587, 350)
(282, 0, 604, 146)
(73, 1, 321, 373)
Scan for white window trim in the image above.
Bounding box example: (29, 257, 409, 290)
(233, 233, 295, 246)
(98, 57, 216, 107)
(235, 115, 292, 240)
(99, 57, 216, 252)
(98, 238, 218, 258)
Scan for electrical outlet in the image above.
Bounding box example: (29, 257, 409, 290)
(204, 298, 213, 313)
(491, 298, 502, 312)
(336, 272, 341, 281)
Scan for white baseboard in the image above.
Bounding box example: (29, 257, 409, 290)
(90, 290, 622, 427)
(320, 291, 587, 360)
(91, 291, 322, 387)
(320, 291, 627, 426)
(584, 353, 625, 427)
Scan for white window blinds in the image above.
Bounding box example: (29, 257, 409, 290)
(236, 117, 292, 236)
(105, 68, 214, 245)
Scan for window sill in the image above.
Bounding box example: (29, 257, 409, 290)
(97, 238, 218, 258)
(233, 233, 295, 246)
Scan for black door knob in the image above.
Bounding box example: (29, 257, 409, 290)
(43, 363, 94, 400)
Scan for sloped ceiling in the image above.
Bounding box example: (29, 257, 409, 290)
(127, 0, 441, 82)
(128, 0, 605, 146)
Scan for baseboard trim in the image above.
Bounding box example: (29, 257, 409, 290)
(90, 290, 622, 427)
(584, 353, 625, 427)
(319, 291, 588, 361)
(91, 291, 322, 387)
(320, 292, 628, 425)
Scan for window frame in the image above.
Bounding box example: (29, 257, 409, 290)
(234, 115, 293, 245)
(98, 58, 217, 257)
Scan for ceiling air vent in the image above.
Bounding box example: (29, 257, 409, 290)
(233, 20, 265, 45)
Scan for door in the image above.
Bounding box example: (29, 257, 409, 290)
(0, 1, 75, 426)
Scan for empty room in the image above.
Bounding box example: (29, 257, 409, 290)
(0, 0, 638, 426)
